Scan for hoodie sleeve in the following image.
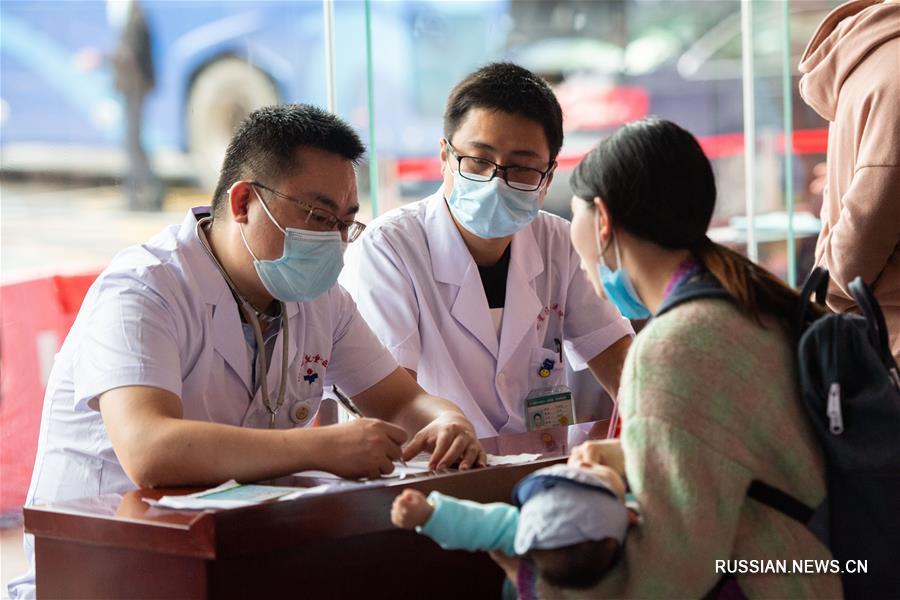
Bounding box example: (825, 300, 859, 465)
(817, 164, 900, 293)
(815, 39, 900, 294)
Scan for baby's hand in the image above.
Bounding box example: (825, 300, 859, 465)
(391, 488, 434, 529)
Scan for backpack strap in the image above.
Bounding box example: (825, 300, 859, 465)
(849, 278, 900, 391)
(747, 480, 814, 525)
(848, 277, 897, 376)
(794, 267, 829, 342)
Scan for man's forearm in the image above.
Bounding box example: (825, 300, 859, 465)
(354, 367, 465, 435)
(587, 335, 632, 400)
(115, 416, 328, 488)
(391, 393, 466, 435)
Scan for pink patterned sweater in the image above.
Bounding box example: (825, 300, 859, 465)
(541, 298, 843, 598)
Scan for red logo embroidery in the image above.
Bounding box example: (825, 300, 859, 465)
(304, 354, 329, 366)
(535, 304, 565, 329)
(299, 353, 329, 383)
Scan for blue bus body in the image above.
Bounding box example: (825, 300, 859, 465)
(0, 1, 509, 175)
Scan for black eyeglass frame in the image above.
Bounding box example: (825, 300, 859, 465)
(249, 181, 366, 242)
(444, 141, 555, 192)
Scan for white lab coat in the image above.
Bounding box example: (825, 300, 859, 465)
(341, 191, 632, 437)
(8, 207, 397, 599)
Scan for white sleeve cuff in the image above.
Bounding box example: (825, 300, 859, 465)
(75, 367, 183, 412)
(564, 317, 634, 371)
(388, 339, 420, 373)
(334, 347, 399, 397)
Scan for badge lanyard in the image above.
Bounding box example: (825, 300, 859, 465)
(526, 337, 575, 431)
(196, 216, 289, 428)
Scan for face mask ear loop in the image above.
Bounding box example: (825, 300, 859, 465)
(238, 223, 261, 262)
(251, 185, 287, 235)
(239, 183, 286, 263)
(594, 210, 608, 268)
(613, 232, 624, 271)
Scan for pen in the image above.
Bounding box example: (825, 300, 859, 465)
(332, 385, 410, 469)
(332, 385, 365, 418)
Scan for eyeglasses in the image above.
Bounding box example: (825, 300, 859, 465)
(445, 142, 553, 192)
(250, 182, 366, 242)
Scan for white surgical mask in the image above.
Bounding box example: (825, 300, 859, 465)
(446, 170, 541, 239)
(241, 187, 344, 303)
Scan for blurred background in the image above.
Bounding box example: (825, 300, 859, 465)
(0, 0, 840, 590)
(1, 0, 839, 277)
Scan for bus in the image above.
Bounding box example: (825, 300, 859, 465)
(0, 0, 509, 189)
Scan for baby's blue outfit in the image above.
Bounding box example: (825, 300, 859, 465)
(417, 491, 519, 556)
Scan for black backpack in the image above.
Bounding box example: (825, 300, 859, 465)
(660, 267, 900, 599)
(789, 267, 900, 598)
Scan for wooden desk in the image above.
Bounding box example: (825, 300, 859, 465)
(26, 420, 608, 599)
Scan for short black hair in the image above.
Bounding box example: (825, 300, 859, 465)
(443, 62, 563, 161)
(569, 117, 715, 249)
(211, 104, 365, 218)
(531, 538, 621, 590)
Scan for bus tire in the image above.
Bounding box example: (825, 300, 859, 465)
(186, 57, 279, 191)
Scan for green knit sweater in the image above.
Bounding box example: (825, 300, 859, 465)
(543, 298, 843, 598)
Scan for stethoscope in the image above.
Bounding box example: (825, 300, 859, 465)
(195, 216, 288, 428)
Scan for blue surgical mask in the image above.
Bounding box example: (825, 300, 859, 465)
(241, 188, 345, 303)
(446, 170, 541, 239)
(597, 235, 651, 320)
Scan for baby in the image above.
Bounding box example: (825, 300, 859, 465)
(391, 459, 629, 590)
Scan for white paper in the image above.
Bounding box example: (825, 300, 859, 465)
(289, 452, 543, 485)
(147, 480, 331, 510)
(394, 452, 541, 472)
(485, 453, 542, 466)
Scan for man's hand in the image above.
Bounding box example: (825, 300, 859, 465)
(319, 418, 408, 479)
(402, 412, 486, 470)
(390, 488, 434, 529)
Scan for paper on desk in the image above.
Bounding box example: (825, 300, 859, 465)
(486, 453, 541, 466)
(148, 480, 333, 510)
(396, 452, 542, 473)
(292, 452, 543, 484)
(381, 462, 432, 479)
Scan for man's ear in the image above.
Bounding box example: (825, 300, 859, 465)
(229, 181, 254, 224)
(439, 138, 449, 176)
(545, 161, 557, 189)
(594, 196, 612, 247)
(537, 162, 557, 206)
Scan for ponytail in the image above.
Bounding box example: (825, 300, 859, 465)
(693, 237, 820, 329)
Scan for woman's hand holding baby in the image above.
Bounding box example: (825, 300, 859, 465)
(569, 439, 626, 477)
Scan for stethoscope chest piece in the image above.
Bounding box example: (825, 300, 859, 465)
(289, 400, 312, 425)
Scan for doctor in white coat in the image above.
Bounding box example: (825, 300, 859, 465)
(9, 105, 483, 599)
(341, 64, 633, 437)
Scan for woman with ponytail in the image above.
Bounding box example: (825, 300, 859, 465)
(544, 119, 841, 597)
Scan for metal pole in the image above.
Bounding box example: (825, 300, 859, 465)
(781, 0, 797, 287)
(740, 0, 758, 262)
(322, 0, 336, 113)
(364, 0, 379, 216)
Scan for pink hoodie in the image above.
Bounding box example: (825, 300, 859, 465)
(799, 0, 900, 361)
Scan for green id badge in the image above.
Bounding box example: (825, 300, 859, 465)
(525, 385, 575, 431)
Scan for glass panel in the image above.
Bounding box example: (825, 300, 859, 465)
(723, 0, 839, 283)
(350, 0, 840, 288)
(0, 0, 327, 280)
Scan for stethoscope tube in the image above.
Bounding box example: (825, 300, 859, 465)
(195, 216, 288, 428)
